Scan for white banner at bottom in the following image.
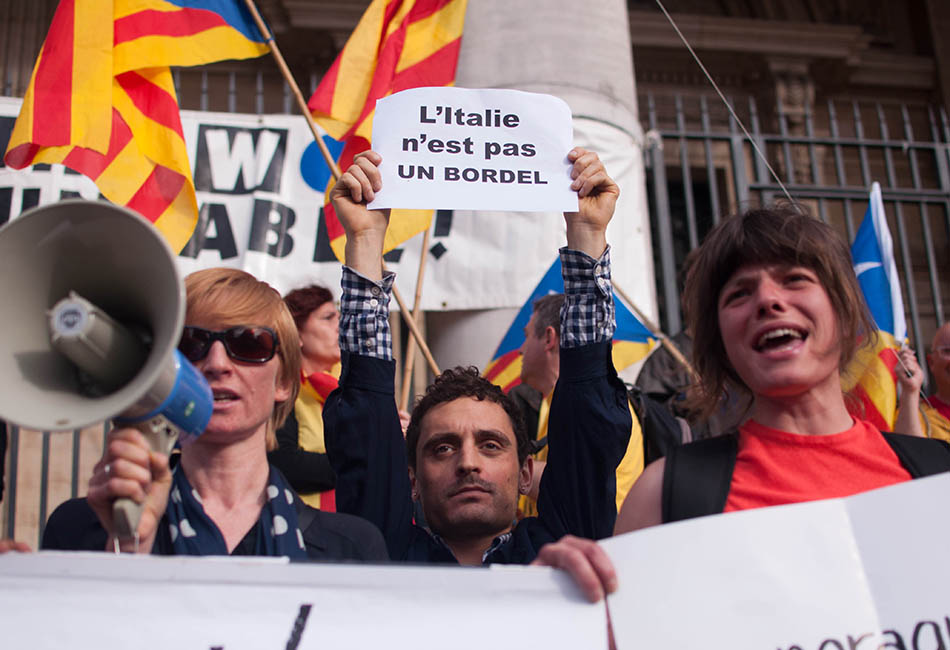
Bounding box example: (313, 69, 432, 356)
(0, 553, 605, 649)
(603, 472, 950, 650)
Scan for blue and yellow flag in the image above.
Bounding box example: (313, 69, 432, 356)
(844, 182, 907, 430)
(483, 258, 657, 392)
(485, 258, 653, 516)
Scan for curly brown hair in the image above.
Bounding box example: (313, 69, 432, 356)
(405, 367, 530, 469)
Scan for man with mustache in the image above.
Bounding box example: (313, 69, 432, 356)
(324, 147, 632, 565)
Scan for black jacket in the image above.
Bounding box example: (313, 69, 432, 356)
(42, 478, 388, 562)
(323, 341, 632, 564)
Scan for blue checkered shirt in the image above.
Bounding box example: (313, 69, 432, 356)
(559, 245, 615, 347)
(340, 266, 395, 360)
(340, 246, 614, 359)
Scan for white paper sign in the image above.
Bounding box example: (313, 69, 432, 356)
(601, 472, 950, 650)
(368, 87, 577, 212)
(0, 553, 606, 650)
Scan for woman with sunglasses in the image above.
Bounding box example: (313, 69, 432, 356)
(43, 268, 387, 561)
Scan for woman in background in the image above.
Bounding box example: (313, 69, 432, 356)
(269, 285, 341, 511)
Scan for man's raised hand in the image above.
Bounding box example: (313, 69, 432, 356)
(564, 148, 619, 258)
(329, 150, 391, 282)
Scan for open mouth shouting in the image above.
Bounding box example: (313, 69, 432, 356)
(754, 327, 808, 352)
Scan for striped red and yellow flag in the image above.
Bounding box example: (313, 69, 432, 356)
(308, 0, 467, 261)
(4, 0, 268, 253)
(842, 332, 900, 431)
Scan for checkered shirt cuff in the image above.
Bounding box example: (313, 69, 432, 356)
(340, 266, 395, 360)
(559, 245, 615, 347)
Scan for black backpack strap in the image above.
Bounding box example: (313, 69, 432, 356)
(661, 433, 739, 523)
(628, 385, 688, 465)
(882, 432, 950, 478)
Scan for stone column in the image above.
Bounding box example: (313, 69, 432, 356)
(425, 0, 654, 381)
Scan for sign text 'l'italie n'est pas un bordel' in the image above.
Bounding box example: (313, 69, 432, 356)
(368, 86, 577, 213)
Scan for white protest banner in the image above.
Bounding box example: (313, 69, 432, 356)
(601, 472, 950, 650)
(0, 552, 605, 649)
(368, 87, 577, 212)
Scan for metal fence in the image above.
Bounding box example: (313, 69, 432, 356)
(2, 424, 108, 546)
(642, 91, 950, 372)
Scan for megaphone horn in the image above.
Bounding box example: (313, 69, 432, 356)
(0, 199, 213, 540)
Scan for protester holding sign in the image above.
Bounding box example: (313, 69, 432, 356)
(615, 205, 950, 532)
(43, 269, 387, 561)
(324, 147, 632, 566)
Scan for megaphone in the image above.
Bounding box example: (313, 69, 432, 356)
(0, 199, 213, 540)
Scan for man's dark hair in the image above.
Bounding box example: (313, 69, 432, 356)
(531, 293, 564, 338)
(283, 284, 334, 330)
(406, 367, 530, 469)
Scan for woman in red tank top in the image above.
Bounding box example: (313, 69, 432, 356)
(616, 205, 913, 532)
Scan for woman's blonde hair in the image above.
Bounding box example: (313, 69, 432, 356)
(184, 268, 301, 450)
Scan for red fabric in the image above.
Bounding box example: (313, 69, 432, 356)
(306, 371, 339, 403)
(302, 371, 339, 512)
(724, 419, 911, 513)
(61, 109, 132, 179)
(114, 7, 228, 43)
(32, 0, 74, 144)
(930, 396, 950, 422)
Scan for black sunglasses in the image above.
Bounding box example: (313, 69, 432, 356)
(179, 326, 278, 364)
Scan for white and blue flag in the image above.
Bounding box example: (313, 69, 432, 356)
(851, 182, 906, 342)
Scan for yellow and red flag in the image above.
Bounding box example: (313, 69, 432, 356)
(4, 0, 269, 252)
(308, 0, 467, 260)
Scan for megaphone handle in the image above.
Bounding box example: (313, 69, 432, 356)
(112, 416, 180, 541)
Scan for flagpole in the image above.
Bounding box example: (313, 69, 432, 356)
(612, 281, 698, 381)
(243, 0, 441, 377)
(399, 227, 433, 410)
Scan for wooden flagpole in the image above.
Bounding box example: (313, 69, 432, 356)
(611, 280, 698, 381)
(243, 0, 440, 377)
(398, 227, 433, 410)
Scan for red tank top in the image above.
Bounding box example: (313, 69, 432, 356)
(724, 419, 911, 512)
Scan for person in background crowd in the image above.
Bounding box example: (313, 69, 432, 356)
(268, 284, 341, 511)
(894, 324, 950, 440)
(323, 147, 631, 566)
(42, 268, 387, 562)
(513, 293, 644, 518)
